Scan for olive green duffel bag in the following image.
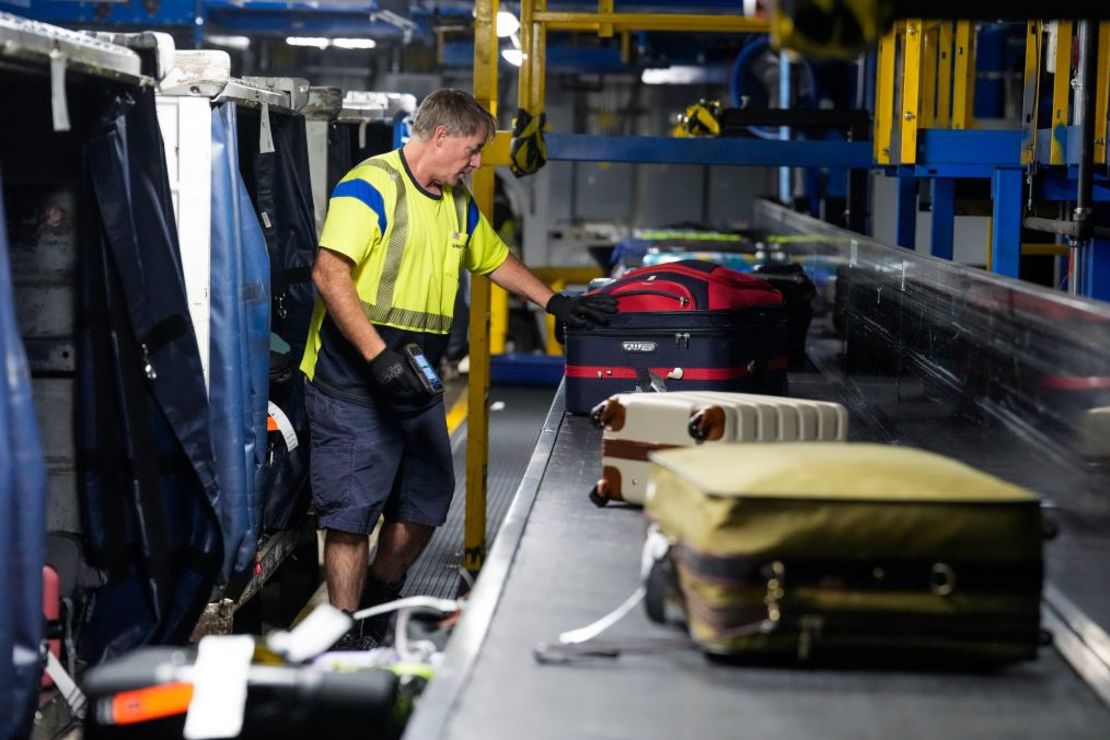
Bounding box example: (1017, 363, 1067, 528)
(644, 443, 1045, 664)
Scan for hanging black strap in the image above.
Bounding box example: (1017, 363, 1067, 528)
(139, 314, 190, 355)
(101, 232, 175, 622)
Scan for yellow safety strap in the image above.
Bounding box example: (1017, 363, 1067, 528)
(682, 100, 721, 137)
(771, 0, 890, 59)
(510, 108, 548, 177)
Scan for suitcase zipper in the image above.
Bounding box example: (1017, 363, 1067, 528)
(612, 288, 690, 307)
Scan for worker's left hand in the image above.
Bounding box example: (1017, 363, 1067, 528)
(545, 293, 618, 330)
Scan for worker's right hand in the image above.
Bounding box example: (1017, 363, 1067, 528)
(367, 349, 427, 403)
(545, 293, 618, 329)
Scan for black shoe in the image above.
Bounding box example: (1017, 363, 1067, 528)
(331, 629, 378, 652)
(359, 575, 405, 643)
(331, 610, 378, 651)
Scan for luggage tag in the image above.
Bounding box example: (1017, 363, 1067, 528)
(182, 635, 254, 740)
(265, 604, 352, 663)
(50, 49, 71, 132)
(259, 103, 275, 154)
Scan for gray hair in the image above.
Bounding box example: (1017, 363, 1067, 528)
(410, 89, 497, 142)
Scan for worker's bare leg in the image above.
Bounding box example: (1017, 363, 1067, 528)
(324, 528, 369, 612)
(369, 521, 435, 584)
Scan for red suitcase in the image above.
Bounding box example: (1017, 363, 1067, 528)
(564, 260, 789, 415)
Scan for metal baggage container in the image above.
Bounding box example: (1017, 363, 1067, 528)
(589, 391, 848, 506)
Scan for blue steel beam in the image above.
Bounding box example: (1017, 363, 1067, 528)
(546, 0, 744, 8)
(991, 167, 1023, 277)
(13, 0, 198, 26)
(1037, 171, 1110, 202)
(912, 164, 1000, 178)
(896, 176, 917, 250)
(917, 129, 1023, 165)
(441, 42, 626, 73)
(205, 2, 421, 38)
(1084, 238, 1110, 299)
(931, 178, 956, 259)
(544, 134, 873, 168)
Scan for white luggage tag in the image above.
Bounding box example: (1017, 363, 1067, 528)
(182, 635, 254, 739)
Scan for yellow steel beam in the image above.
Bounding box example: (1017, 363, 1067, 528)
(532, 0, 547, 118)
(1096, 21, 1110, 164)
(952, 21, 976, 130)
(465, 0, 499, 574)
(473, 0, 498, 116)
(598, 0, 614, 38)
(900, 20, 924, 164)
(874, 26, 897, 164)
(518, 0, 534, 113)
(1051, 21, 1074, 165)
(534, 11, 769, 34)
(490, 282, 508, 354)
(936, 22, 953, 128)
(1023, 242, 1069, 256)
(530, 266, 604, 284)
(483, 130, 513, 167)
(920, 22, 938, 129)
(1021, 21, 1042, 165)
(620, 30, 631, 63)
(543, 279, 565, 356)
(984, 216, 993, 271)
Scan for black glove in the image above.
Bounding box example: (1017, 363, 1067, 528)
(367, 349, 427, 403)
(545, 293, 618, 330)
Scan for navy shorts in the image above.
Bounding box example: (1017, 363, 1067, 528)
(305, 381, 455, 534)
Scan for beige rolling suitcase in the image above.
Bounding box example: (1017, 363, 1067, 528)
(589, 391, 848, 506)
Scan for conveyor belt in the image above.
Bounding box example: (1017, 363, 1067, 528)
(407, 374, 1110, 739)
(404, 385, 555, 600)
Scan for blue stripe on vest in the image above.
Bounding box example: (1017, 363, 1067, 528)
(466, 197, 479, 247)
(332, 179, 388, 235)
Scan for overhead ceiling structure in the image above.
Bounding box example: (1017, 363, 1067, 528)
(11, 1, 764, 74)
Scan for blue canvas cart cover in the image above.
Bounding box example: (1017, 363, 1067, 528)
(77, 88, 222, 662)
(209, 103, 271, 579)
(0, 163, 48, 740)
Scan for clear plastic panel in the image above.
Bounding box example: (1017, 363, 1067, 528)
(753, 199, 1110, 635)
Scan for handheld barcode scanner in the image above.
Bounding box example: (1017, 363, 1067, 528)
(403, 343, 445, 395)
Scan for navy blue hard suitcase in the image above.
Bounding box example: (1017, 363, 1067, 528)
(563, 261, 789, 415)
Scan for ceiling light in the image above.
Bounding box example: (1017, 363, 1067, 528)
(501, 48, 523, 67)
(641, 65, 727, 85)
(286, 36, 330, 49)
(496, 10, 520, 38)
(332, 38, 377, 50)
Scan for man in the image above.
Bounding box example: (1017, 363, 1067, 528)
(300, 89, 615, 644)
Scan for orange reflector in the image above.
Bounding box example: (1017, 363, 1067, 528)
(109, 682, 194, 725)
(266, 416, 279, 432)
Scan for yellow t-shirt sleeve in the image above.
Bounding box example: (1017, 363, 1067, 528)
(318, 177, 387, 264)
(463, 201, 510, 275)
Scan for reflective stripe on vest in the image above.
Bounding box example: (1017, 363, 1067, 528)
(355, 158, 467, 333)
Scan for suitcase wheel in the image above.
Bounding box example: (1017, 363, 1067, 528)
(588, 484, 609, 507)
(644, 558, 672, 624)
(687, 415, 708, 441)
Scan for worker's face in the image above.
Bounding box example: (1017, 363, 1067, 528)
(434, 125, 487, 185)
